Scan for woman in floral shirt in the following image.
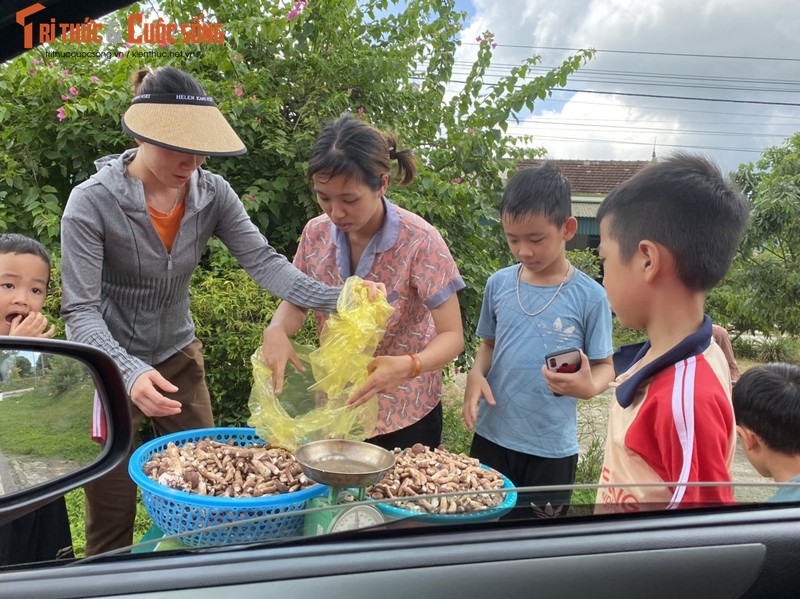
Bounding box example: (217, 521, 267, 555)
(262, 115, 465, 450)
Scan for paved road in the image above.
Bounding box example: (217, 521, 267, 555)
(0, 450, 83, 495)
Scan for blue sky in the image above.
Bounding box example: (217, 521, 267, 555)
(444, 0, 800, 174)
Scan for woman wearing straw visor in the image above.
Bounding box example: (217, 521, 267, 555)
(60, 67, 379, 555)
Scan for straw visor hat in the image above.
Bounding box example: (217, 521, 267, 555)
(122, 93, 246, 157)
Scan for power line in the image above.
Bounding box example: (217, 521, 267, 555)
(448, 69, 800, 95)
(450, 62, 800, 89)
(529, 116, 797, 126)
(533, 96, 800, 121)
(509, 121, 793, 139)
(510, 133, 765, 153)
(554, 88, 800, 107)
(461, 43, 800, 63)
(423, 74, 800, 106)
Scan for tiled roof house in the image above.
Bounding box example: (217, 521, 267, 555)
(517, 159, 652, 238)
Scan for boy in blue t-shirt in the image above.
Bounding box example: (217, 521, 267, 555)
(462, 165, 614, 518)
(733, 363, 800, 503)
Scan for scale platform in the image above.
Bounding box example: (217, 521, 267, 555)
(294, 439, 395, 535)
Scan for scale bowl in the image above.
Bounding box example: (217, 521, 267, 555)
(294, 439, 395, 488)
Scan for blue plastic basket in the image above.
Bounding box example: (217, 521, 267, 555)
(376, 469, 517, 524)
(129, 427, 327, 547)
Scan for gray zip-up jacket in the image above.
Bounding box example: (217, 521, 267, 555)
(60, 149, 339, 394)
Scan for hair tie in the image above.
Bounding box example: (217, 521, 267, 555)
(389, 146, 397, 160)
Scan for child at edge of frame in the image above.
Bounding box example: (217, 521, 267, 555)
(462, 164, 615, 519)
(594, 152, 750, 514)
(0, 233, 74, 565)
(733, 363, 800, 504)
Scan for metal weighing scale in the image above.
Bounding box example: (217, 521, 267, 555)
(294, 439, 395, 535)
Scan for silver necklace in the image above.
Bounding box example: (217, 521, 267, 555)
(148, 185, 185, 219)
(515, 262, 573, 317)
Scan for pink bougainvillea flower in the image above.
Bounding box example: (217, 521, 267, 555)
(56, 107, 66, 121)
(235, 87, 244, 97)
(33, 58, 40, 65)
(90, 75, 100, 84)
(29, 69, 37, 75)
(288, 0, 307, 20)
(61, 94, 69, 101)
(492, 42, 497, 49)
(357, 107, 365, 113)
(244, 194, 257, 202)
(62, 68, 71, 77)
(476, 35, 482, 42)
(69, 86, 78, 96)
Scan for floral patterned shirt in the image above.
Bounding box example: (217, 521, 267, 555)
(294, 198, 465, 435)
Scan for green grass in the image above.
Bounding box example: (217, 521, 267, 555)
(66, 487, 153, 557)
(0, 379, 99, 463)
(440, 379, 473, 456)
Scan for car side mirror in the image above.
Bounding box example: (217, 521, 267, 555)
(0, 337, 132, 526)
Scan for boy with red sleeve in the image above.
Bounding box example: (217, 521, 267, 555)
(595, 153, 749, 513)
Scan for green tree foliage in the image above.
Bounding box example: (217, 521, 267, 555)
(1, 0, 593, 421)
(190, 267, 320, 426)
(714, 132, 800, 337)
(14, 356, 32, 378)
(45, 355, 85, 394)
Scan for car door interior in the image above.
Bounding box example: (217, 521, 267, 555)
(3, 503, 800, 599)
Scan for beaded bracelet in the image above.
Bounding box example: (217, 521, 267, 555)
(407, 352, 422, 378)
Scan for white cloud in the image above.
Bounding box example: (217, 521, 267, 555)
(456, 0, 800, 172)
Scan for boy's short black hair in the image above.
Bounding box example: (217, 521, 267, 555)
(596, 152, 750, 291)
(501, 164, 572, 227)
(733, 363, 800, 455)
(0, 233, 51, 282)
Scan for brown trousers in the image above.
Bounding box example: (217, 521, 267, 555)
(83, 339, 214, 556)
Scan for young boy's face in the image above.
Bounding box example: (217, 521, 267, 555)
(598, 218, 644, 329)
(0, 252, 49, 336)
(502, 212, 574, 277)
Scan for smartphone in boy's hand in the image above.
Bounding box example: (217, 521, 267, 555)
(544, 348, 582, 396)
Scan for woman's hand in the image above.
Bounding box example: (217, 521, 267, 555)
(9, 311, 56, 339)
(347, 354, 413, 408)
(361, 280, 387, 301)
(130, 369, 182, 417)
(262, 325, 305, 394)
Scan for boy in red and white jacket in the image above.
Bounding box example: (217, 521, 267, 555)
(594, 153, 750, 513)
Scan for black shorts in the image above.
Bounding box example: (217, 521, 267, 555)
(470, 433, 578, 519)
(366, 402, 443, 451)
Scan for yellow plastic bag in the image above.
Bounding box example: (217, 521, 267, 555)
(247, 277, 394, 451)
